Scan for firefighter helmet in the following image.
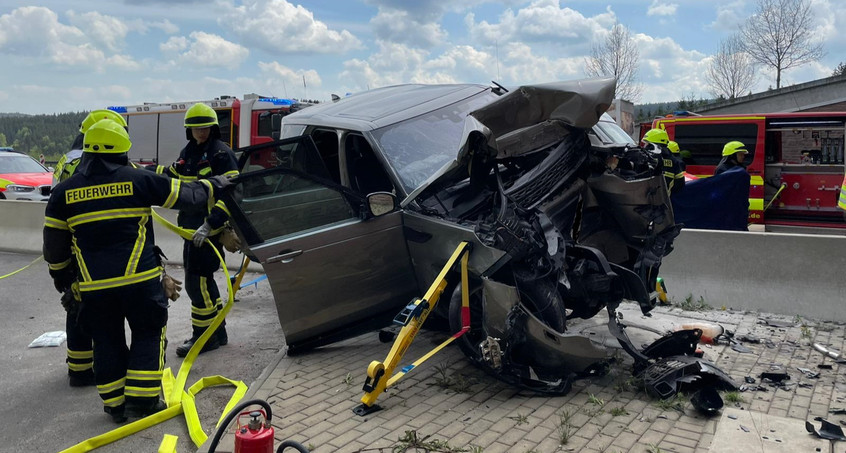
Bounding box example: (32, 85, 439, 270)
(79, 109, 127, 134)
(83, 119, 132, 154)
(184, 103, 218, 128)
(643, 128, 670, 146)
(668, 140, 680, 154)
(722, 141, 748, 157)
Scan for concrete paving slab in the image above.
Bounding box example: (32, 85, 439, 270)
(709, 407, 828, 453)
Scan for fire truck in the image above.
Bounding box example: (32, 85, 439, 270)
(108, 94, 309, 165)
(647, 112, 846, 230)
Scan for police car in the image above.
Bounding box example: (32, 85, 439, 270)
(0, 151, 53, 201)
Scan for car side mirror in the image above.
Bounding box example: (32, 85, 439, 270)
(366, 192, 398, 217)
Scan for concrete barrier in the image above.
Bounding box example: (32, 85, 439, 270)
(0, 200, 261, 272)
(661, 228, 846, 321)
(5, 200, 846, 320)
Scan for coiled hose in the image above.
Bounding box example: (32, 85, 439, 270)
(207, 398, 309, 453)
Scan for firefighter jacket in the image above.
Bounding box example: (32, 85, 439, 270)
(44, 155, 217, 293)
(661, 148, 686, 195)
(714, 156, 745, 176)
(150, 138, 238, 232)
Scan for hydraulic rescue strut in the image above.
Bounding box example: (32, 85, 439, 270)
(353, 241, 472, 416)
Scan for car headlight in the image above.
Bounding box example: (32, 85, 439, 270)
(6, 184, 36, 192)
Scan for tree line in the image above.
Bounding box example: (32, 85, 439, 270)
(586, 0, 826, 102)
(0, 112, 88, 164)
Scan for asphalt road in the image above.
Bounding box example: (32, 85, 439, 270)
(0, 251, 284, 453)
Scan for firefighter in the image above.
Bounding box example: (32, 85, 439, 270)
(715, 141, 749, 176)
(150, 103, 239, 357)
(43, 119, 231, 423)
(52, 109, 130, 387)
(642, 128, 685, 195)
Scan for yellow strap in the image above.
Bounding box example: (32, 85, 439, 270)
(59, 210, 244, 452)
(158, 434, 178, 453)
(0, 255, 43, 280)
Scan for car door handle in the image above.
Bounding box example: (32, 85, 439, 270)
(266, 249, 303, 264)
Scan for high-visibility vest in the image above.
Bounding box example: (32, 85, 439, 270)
(838, 173, 846, 211)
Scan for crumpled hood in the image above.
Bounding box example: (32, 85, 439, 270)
(403, 77, 616, 206)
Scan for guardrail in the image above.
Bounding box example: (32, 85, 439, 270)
(0, 200, 260, 272)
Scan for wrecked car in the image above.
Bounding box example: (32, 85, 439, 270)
(222, 78, 723, 395)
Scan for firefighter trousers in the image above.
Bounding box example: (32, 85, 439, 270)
(66, 309, 93, 378)
(183, 238, 225, 339)
(79, 278, 168, 411)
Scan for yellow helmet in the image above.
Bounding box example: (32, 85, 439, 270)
(643, 128, 670, 146)
(667, 140, 680, 154)
(722, 141, 748, 157)
(80, 109, 127, 134)
(184, 103, 218, 128)
(83, 119, 132, 154)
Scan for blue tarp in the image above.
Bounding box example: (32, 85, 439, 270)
(671, 167, 750, 231)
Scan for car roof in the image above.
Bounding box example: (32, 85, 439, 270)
(0, 151, 31, 157)
(284, 83, 491, 131)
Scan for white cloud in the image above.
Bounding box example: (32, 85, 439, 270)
(647, 1, 678, 17)
(0, 7, 85, 58)
(223, 0, 362, 54)
(465, 1, 615, 50)
(707, 1, 747, 31)
(370, 9, 447, 48)
(161, 31, 249, 68)
(67, 10, 130, 52)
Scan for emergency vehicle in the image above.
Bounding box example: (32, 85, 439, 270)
(108, 94, 310, 166)
(648, 112, 846, 230)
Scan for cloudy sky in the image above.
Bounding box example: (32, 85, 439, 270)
(1, 0, 843, 114)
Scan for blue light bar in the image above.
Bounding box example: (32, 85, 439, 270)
(108, 106, 127, 113)
(258, 98, 295, 106)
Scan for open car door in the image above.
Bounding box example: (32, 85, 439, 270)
(223, 136, 418, 352)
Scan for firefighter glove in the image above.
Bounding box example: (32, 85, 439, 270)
(192, 221, 212, 247)
(51, 267, 75, 293)
(220, 223, 242, 253)
(208, 175, 234, 198)
(162, 274, 183, 301)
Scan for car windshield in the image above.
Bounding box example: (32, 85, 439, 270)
(594, 120, 636, 145)
(371, 90, 499, 193)
(0, 155, 47, 173)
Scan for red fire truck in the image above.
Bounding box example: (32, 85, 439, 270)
(108, 94, 310, 165)
(648, 112, 846, 230)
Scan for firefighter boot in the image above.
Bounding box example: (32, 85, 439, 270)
(126, 398, 167, 419)
(217, 324, 228, 346)
(105, 404, 127, 424)
(175, 332, 220, 358)
(68, 369, 96, 387)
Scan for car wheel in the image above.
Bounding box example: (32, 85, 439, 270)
(448, 276, 567, 361)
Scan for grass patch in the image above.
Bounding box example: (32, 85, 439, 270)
(506, 413, 530, 426)
(429, 362, 475, 393)
(800, 324, 813, 339)
(723, 391, 746, 403)
(342, 372, 354, 385)
(609, 407, 629, 416)
(557, 409, 576, 445)
(393, 430, 471, 452)
(588, 393, 605, 406)
(675, 294, 711, 311)
(653, 393, 687, 412)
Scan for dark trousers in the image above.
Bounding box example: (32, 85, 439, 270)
(66, 309, 93, 377)
(79, 278, 168, 410)
(183, 237, 225, 337)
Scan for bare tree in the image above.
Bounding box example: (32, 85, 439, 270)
(585, 22, 641, 102)
(706, 35, 757, 100)
(833, 62, 846, 77)
(739, 0, 824, 89)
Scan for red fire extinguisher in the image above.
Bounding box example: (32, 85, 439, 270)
(235, 410, 274, 453)
(208, 399, 310, 453)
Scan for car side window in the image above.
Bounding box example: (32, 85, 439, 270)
(234, 171, 357, 245)
(344, 134, 394, 195)
(231, 136, 359, 245)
